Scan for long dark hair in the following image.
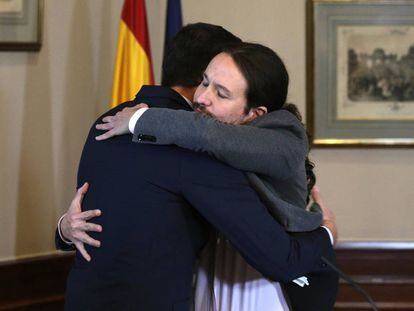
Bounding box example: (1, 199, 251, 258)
(222, 42, 315, 199)
(282, 103, 316, 203)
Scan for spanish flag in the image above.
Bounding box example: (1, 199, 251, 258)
(110, 0, 154, 108)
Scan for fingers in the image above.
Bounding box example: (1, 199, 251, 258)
(75, 241, 91, 262)
(96, 115, 117, 132)
(64, 185, 103, 255)
(312, 187, 337, 241)
(96, 122, 115, 131)
(102, 116, 115, 123)
(74, 230, 101, 248)
(69, 220, 102, 235)
(75, 182, 89, 204)
(78, 182, 89, 195)
(73, 209, 101, 221)
(72, 221, 102, 233)
(68, 183, 90, 214)
(81, 234, 101, 248)
(64, 214, 102, 250)
(99, 113, 124, 126)
(311, 185, 330, 213)
(83, 222, 102, 233)
(95, 107, 137, 141)
(311, 185, 322, 203)
(95, 129, 116, 141)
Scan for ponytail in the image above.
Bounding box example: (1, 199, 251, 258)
(282, 103, 316, 204)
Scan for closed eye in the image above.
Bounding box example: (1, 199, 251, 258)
(216, 85, 230, 99)
(217, 91, 227, 98)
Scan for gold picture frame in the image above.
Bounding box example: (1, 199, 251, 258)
(306, 0, 414, 147)
(0, 0, 43, 51)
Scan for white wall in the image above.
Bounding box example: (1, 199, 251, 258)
(0, 0, 413, 260)
(0, 0, 125, 260)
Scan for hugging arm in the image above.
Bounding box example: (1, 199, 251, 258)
(134, 108, 308, 179)
(179, 153, 334, 282)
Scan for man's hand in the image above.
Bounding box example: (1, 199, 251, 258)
(60, 182, 102, 261)
(312, 186, 338, 245)
(95, 103, 149, 141)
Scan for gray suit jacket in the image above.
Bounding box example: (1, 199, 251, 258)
(133, 108, 322, 232)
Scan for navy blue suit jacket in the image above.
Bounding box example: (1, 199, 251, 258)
(62, 86, 336, 310)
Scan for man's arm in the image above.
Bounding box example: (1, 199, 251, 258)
(133, 108, 307, 179)
(94, 105, 307, 180)
(179, 152, 335, 282)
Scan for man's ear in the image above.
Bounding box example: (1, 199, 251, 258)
(244, 106, 268, 122)
(252, 106, 267, 117)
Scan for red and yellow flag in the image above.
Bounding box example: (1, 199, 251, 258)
(110, 0, 154, 108)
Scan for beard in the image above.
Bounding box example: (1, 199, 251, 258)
(192, 102, 215, 118)
(192, 101, 253, 125)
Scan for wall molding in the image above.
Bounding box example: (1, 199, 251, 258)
(0, 250, 62, 264)
(336, 241, 414, 250)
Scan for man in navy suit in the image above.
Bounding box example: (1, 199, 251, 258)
(57, 23, 337, 310)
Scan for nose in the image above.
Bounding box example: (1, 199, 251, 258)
(196, 87, 212, 107)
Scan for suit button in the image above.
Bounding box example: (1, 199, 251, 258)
(137, 134, 157, 142)
(321, 262, 327, 268)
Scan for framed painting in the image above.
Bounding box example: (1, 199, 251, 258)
(306, 0, 414, 147)
(0, 0, 43, 51)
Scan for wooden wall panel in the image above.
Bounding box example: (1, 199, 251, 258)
(335, 242, 414, 310)
(1, 242, 413, 310)
(0, 253, 74, 311)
